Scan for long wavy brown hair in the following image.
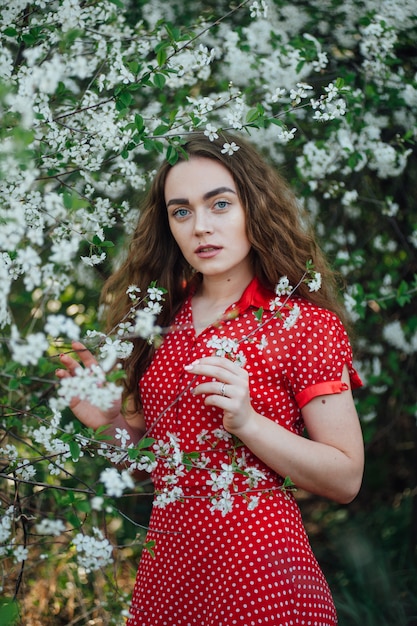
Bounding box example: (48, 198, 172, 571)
(101, 131, 346, 412)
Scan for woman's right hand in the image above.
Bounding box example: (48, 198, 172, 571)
(56, 340, 122, 431)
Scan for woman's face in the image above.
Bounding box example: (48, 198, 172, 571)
(165, 157, 253, 284)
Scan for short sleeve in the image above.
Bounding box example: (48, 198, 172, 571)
(283, 304, 363, 409)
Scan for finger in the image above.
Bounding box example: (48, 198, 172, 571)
(192, 381, 231, 397)
(188, 355, 242, 370)
(55, 368, 72, 379)
(58, 342, 97, 375)
(58, 352, 83, 375)
(71, 341, 98, 368)
(185, 360, 246, 382)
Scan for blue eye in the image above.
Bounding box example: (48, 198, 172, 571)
(173, 208, 189, 218)
(214, 200, 229, 210)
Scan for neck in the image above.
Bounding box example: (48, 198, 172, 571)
(197, 270, 254, 307)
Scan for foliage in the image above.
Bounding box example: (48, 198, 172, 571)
(0, 0, 416, 623)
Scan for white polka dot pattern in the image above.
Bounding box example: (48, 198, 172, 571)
(127, 279, 359, 625)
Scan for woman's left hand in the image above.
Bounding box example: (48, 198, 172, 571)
(184, 356, 256, 433)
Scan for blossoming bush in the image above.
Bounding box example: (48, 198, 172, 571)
(0, 0, 416, 623)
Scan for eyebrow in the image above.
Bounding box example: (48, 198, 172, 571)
(166, 186, 237, 208)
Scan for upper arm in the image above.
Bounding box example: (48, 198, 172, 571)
(123, 395, 146, 434)
(301, 365, 364, 465)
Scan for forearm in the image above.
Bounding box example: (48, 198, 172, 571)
(104, 412, 145, 445)
(230, 409, 362, 504)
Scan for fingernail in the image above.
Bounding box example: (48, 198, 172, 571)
(184, 359, 199, 370)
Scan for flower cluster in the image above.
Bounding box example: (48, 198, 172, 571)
(56, 363, 121, 412)
(206, 335, 247, 366)
(72, 528, 113, 573)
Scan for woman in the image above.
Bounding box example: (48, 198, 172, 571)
(58, 132, 364, 625)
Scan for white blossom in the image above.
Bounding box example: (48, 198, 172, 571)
(290, 82, 313, 105)
(72, 528, 113, 573)
(283, 304, 301, 330)
(204, 124, 219, 141)
(212, 428, 233, 442)
(0, 507, 14, 543)
(275, 276, 292, 296)
(115, 428, 131, 448)
(98, 336, 133, 371)
(13, 545, 28, 563)
(153, 486, 184, 508)
(147, 286, 165, 301)
(276, 126, 297, 144)
(35, 518, 66, 537)
(133, 309, 160, 340)
(221, 141, 240, 155)
(244, 466, 266, 488)
(383, 321, 417, 355)
(0, 444, 18, 461)
(99, 467, 134, 497)
(307, 272, 322, 292)
(207, 335, 239, 357)
(15, 461, 36, 481)
(249, 0, 268, 19)
(80, 253, 106, 266)
(45, 314, 81, 340)
(9, 326, 49, 366)
(91, 496, 104, 511)
(247, 495, 260, 510)
(210, 491, 233, 516)
(56, 364, 121, 411)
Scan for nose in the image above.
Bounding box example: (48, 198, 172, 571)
(193, 208, 213, 236)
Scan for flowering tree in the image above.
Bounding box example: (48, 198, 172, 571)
(1, 0, 416, 623)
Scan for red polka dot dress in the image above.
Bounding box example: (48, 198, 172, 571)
(127, 278, 362, 626)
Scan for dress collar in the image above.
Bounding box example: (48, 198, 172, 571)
(224, 276, 274, 315)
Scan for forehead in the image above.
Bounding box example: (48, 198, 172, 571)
(164, 157, 236, 200)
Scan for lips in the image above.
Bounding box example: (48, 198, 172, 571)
(194, 244, 222, 258)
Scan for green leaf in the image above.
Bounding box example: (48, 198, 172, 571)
(143, 539, 156, 558)
(143, 138, 164, 153)
(137, 437, 155, 449)
(268, 117, 285, 128)
(396, 280, 412, 307)
(246, 108, 261, 123)
(69, 440, 81, 461)
(98, 239, 114, 248)
(115, 90, 133, 111)
(164, 23, 182, 42)
(134, 114, 145, 133)
(94, 424, 112, 440)
(166, 144, 179, 165)
(153, 73, 166, 89)
(74, 499, 90, 513)
(182, 451, 200, 471)
(254, 307, 264, 322)
(153, 124, 170, 136)
(67, 511, 82, 529)
(282, 476, 296, 491)
(156, 47, 168, 67)
(128, 61, 140, 75)
(92, 235, 114, 248)
(0, 598, 19, 625)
